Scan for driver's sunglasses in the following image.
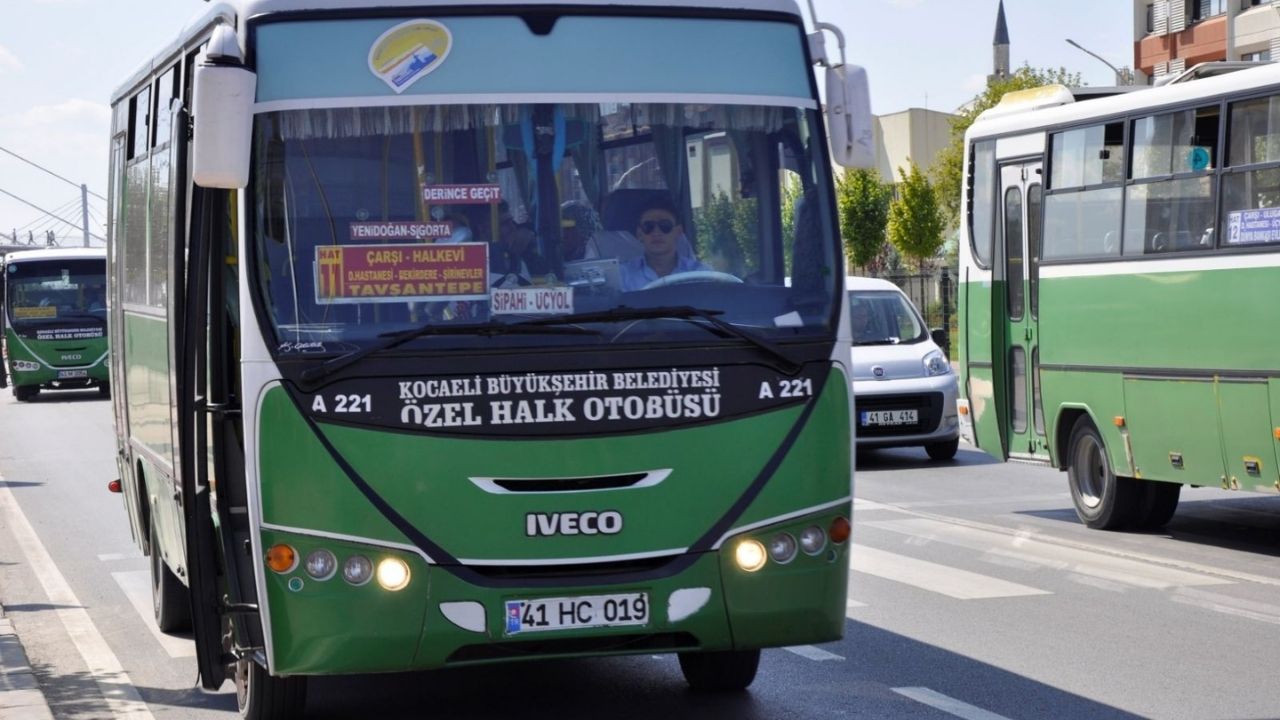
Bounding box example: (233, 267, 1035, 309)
(639, 220, 675, 235)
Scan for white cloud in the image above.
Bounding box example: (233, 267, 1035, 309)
(0, 45, 22, 74)
(0, 99, 114, 227)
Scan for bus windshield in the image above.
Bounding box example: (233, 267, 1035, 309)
(251, 101, 840, 355)
(5, 259, 107, 329)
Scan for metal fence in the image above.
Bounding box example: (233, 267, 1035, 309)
(873, 269, 956, 352)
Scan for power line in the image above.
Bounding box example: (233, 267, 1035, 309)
(0, 186, 105, 242)
(0, 144, 107, 201)
(15, 197, 80, 233)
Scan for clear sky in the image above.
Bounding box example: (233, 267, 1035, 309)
(0, 0, 1133, 244)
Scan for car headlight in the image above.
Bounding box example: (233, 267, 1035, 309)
(924, 350, 950, 376)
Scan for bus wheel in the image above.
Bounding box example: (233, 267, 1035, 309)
(678, 649, 761, 691)
(13, 385, 37, 402)
(235, 655, 306, 720)
(1066, 417, 1140, 530)
(925, 438, 959, 462)
(98, 382, 110, 399)
(1134, 481, 1181, 530)
(149, 518, 191, 633)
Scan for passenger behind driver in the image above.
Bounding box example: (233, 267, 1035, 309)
(619, 197, 710, 291)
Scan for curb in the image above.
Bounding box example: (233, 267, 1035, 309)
(0, 607, 55, 720)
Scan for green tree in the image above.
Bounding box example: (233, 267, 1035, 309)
(836, 167, 891, 272)
(933, 65, 1083, 230)
(887, 162, 946, 272)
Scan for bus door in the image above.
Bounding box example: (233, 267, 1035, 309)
(1000, 161, 1049, 460)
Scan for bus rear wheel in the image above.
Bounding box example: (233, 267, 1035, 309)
(236, 655, 306, 720)
(149, 517, 191, 633)
(13, 385, 37, 402)
(1066, 417, 1140, 530)
(678, 649, 760, 691)
(1134, 481, 1181, 530)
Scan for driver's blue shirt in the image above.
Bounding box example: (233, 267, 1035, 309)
(620, 254, 710, 291)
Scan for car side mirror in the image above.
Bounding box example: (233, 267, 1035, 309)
(930, 328, 950, 352)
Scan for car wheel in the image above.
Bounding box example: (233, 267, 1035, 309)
(925, 438, 959, 462)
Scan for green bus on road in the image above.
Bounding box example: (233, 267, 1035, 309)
(1, 248, 109, 401)
(107, 1, 872, 716)
(957, 63, 1280, 532)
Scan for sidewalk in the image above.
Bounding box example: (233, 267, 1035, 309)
(0, 606, 54, 720)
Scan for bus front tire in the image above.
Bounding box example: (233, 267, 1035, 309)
(1066, 417, 1140, 530)
(149, 518, 192, 633)
(925, 438, 959, 462)
(1134, 481, 1181, 530)
(678, 649, 761, 691)
(13, 385, 37, 402)
(236, 656, 306, 720)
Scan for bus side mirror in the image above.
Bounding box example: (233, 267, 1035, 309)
(825, 64, 874, 169)
(192, 25, 256, 189)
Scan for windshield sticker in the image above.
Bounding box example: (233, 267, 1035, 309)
(490, 286, 574, 316)
(12, 306, 57, 320)
(423, 184, 503, 205)
(350, 221, 453, 241)
(368, 20, 452, 93)
(315, 243, 489, 304)
(296, 364, 827, 437)
(35, 327, 104, 341)
(1226, 208, 1280, 246)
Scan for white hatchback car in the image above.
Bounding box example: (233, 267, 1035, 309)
(847, 276, 960, 461)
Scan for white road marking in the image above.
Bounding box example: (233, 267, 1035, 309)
(845, 597, 867, 612)
(1170, 588, 1280, 626)
(865, 518, 1232, 590)
(890, 493, 1070, 509)
(0, 480, 156, 719)
(851, 545, 1050, 600)
(97, 553, 135, 562)
(783, 644, 844, 661)
(852, 499, 1280, 588)
(110, 571, 195, 658)
(893, 687, 1014, 720)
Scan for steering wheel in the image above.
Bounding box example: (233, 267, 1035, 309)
(641, 270, 742, 290)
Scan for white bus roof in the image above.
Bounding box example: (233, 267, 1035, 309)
(2, 248, 106, 265)
(113, 0, 803, 102)
(968, 61, 1280, 142)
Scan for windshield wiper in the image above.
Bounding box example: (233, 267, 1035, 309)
(855, 338, 902, 346)
(514, 306, 802, 373)
(298, 321, 599, 386)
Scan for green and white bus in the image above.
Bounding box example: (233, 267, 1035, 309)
(957, 63, 1280, 531)
(108, 0, 871, 715)
(1, 248, 109, 401)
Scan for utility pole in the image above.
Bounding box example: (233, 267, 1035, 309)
(81, 183, 90, 247)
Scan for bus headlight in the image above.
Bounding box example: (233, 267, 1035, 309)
(734, 539, 767, 572)
(924, 350, 950, 376)
(376, 557, 411, 591)
(768, 533, 798, 564)
(343, 555, 373, 586)
(799, 526, 827, 555)
(12, 360, 40, 372)
(304, 549, 337, 581)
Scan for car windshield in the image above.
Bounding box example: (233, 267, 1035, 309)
(5, 259, 107, 328)
(251, 101, 841, 355)
(848, 289, 927, 346)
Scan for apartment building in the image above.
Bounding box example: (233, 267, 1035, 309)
(1135, 0, 1280, 82)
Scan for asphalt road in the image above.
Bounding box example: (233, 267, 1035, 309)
(1, 388, 1278, 719)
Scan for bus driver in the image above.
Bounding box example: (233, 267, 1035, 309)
(620, 196, 711, 290)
